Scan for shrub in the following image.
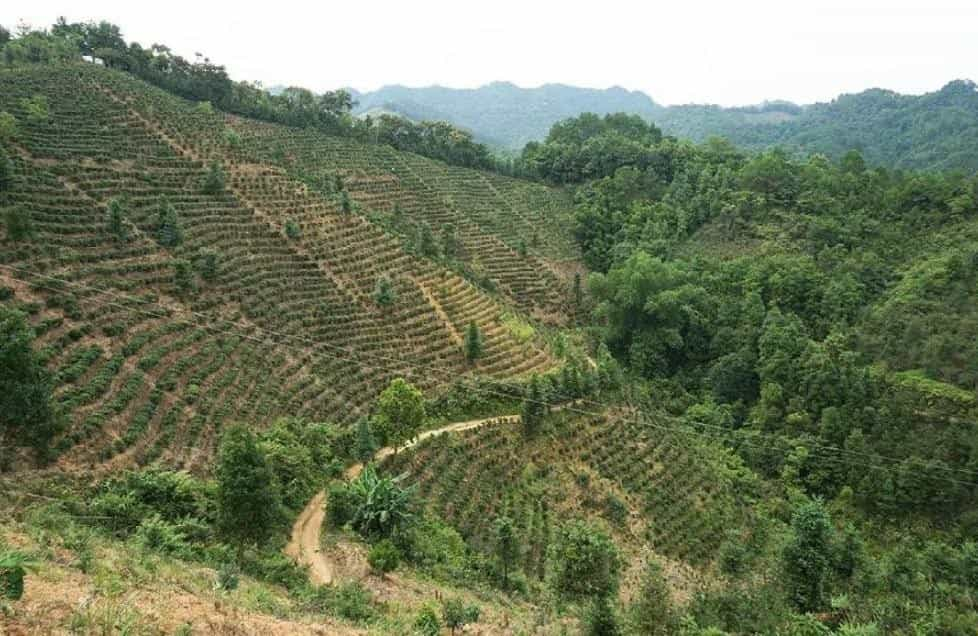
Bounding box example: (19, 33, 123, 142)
(345, 465, 416, 539)
(0, 112, 17, 140)
(155, 197, 182, 247)
(214, 562, 239, 592)
(626, 559, 676, 635)
(584, 596, 620, 636)
(373, 275, 397, 308)
(202, 161, 225, 194)
(105, 198, 128, 242)
(367, 539, 401, 576)
(442, 597, 480, 635)
(546, 520, 620, 601)
(284, 219, 301, 239)
(19, 95, 49, 123)
(222, 128, 241, 148)
(326, 481, 357, 530)
(133, 514, 189, 556)
(4, 206, 33, 241)
(414, 604, 441, 636)
(173, 259, 195, 294)
(330, 581, 373, 622)
(464, 321, 482, 363)
(0, 550, 36, 601)
(196, 248, 219, 280)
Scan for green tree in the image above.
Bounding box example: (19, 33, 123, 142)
(627, 559, 676, 634)
(215, 425, 281, 544)
(493, 515, 520, 589)
(373, 275, 397, 308)
(3, 206, 32, 241)
(546, 520, 620, 601)
(340, 189, 353, 215)
(0, 306, 58, 455)
(284, 219, 301, 239)
(573, 271, 583, 307)
(464, 321, 482, 363)
(783, 499, 835, 612)
(417, 222, 439, 257)
(353, 417, 377, 463)
(0, 112, 17, 141)
(521, 374, 547, 438)
(376, 378, 426, 449)
(517, 238, 528, 257)
(105, 197, 128, 242)
(367, 539, 401, 577)
(196, 248, 219, 280)
(202, 160, 225, 194)
(585, 596, 621, 636)
(0, 143, 13, 192)
(155, 196, 182, 247)
(442, 597, 480, 635)
(173, 259, 195, 295)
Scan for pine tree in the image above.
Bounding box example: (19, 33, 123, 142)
(517, 238, 527, 257)
(418, 222, 439, 257)
(340, 189, 353, 215)
(0, 144, 13, 193)
(373, 275, 397, 308)
(354, 417, 377, 463)
(202, 160, 225, 194)
(464, 321, 482, 363)
(156, 196, 182, 247)
(493, 515, 520, 589)
(106, 198, 128, 242)
(521, 374, 546, 438)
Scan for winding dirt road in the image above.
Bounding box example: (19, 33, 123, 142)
(285, 414, 520, 585)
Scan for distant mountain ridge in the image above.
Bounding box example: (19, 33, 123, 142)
(351, 80, 978, 172)
(351, 81, 660, 150)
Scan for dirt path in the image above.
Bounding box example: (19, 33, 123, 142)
(286, 414, 520, 585)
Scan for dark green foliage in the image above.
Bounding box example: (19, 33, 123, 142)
(196, 248, 219, 280)
(3, 206, 33, 241)
(0, 550, 35, 601)
(417, 222, 439, 257)
(214, 562, 240, 591)
(375, 378, 426, 448)
(155, 196, 182, 247)
(215, 425, 282, 545)
(339, 189, 353, 215)
(414, 605, 442, 636)
(626, 559, 676, 635)
(493, 515, 520, 589)
(783, 500, 836, 612)
(172, 259, 195, 294)
(0, 306, 58, 453)
(584, 596, 621, 636)
(464, 321, 482, 363)
(0, 144, 13, 192)
(367, 539, 401, 576)
(572, 271, 582, 307)
(372, 275, 397, 308)
(105, 198, 128, 242)
(284, 219, 301, 239)
(338, 464, 416, 540)
(546, 520, 620, 601)
(441, 597, 480, 635)
(353, 417, 377, 463)
(521, 374, 546, 438)
(202, 160, 225, 194)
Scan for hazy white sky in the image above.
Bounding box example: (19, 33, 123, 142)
(6, 0, 977, 106)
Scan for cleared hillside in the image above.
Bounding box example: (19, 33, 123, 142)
(0, 64, 574, 472)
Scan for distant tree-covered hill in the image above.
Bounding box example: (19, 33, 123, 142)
(351, 82, 660, 151)
(354, 80, 978, 173)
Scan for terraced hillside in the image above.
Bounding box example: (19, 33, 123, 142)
(0, 64, 573, 472)
(380, 410, 760, 594)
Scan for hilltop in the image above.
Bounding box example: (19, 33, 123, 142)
(356, 80, 978, 173)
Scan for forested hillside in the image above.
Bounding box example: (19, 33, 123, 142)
(356, 80, 978, 173)
(3, 18, 978, 636)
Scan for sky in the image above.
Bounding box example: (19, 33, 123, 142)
(6, 0, 978, 106)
